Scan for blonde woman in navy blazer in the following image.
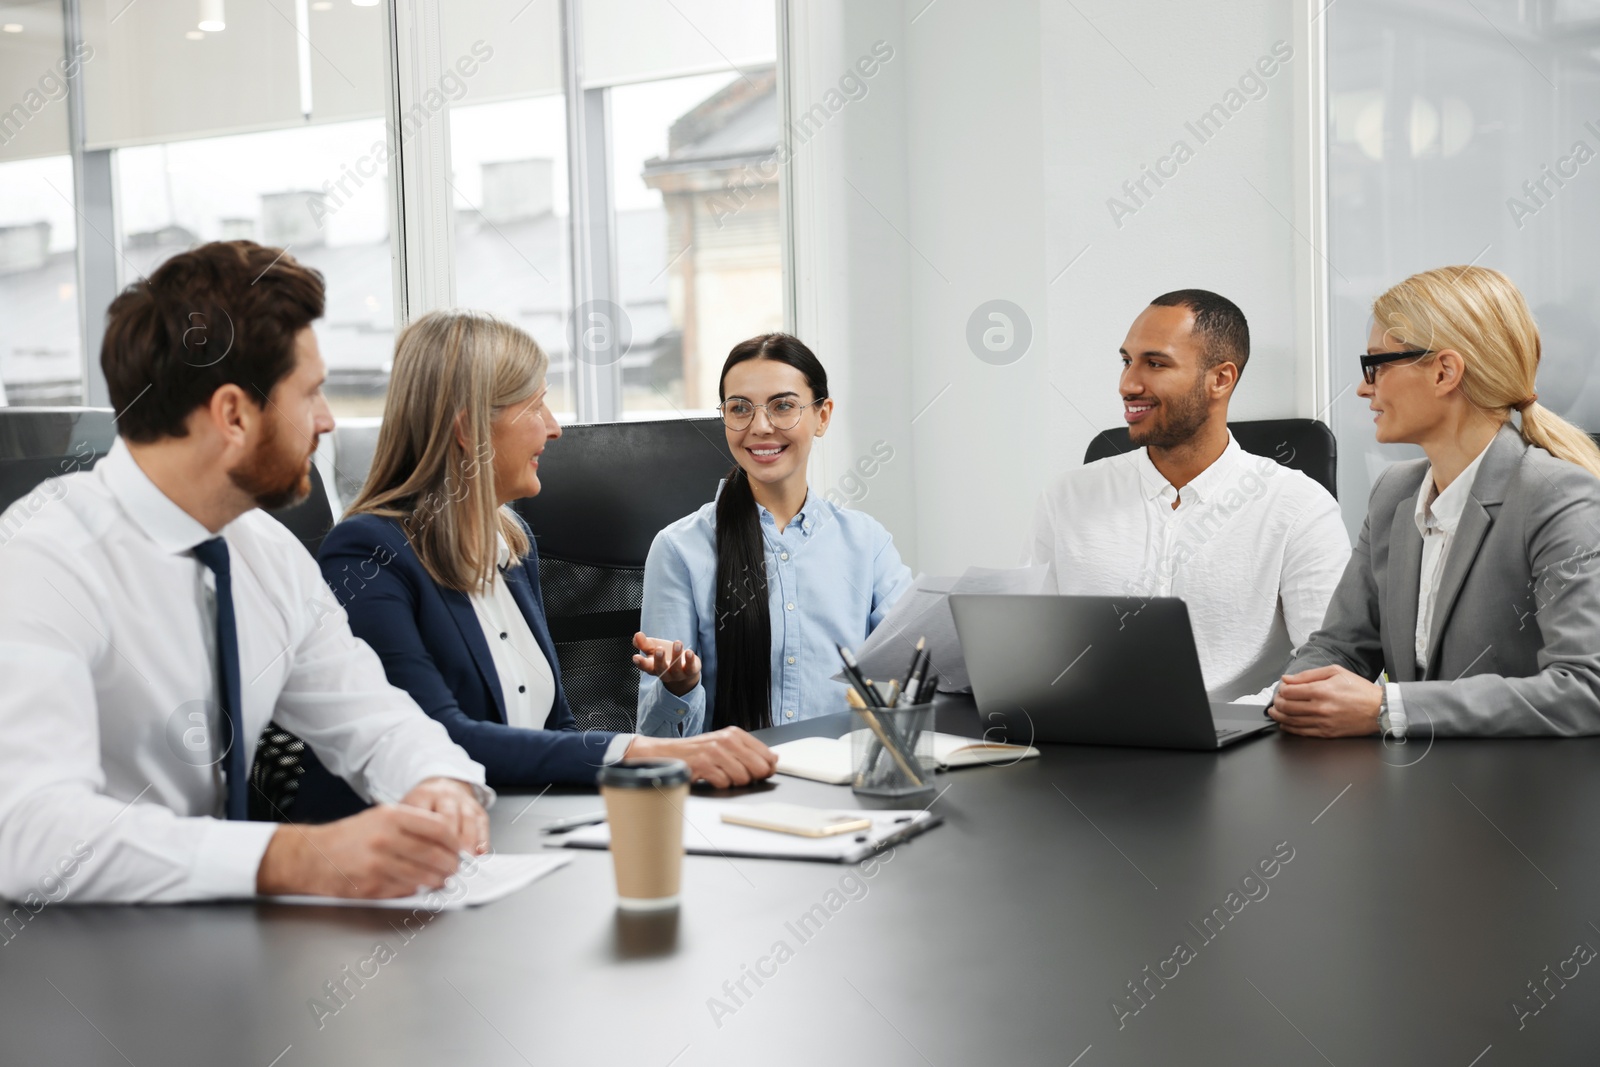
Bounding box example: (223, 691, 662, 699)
(295, 311, 776, 820)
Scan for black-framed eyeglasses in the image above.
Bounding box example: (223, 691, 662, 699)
(1359, 349, 1434, 385)
(717, 396, 825, 431)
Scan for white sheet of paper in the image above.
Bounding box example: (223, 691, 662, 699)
(838, 564, 1050, 692)
(263, 853, 572, 910)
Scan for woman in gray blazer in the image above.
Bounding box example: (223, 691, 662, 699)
(1272, 266, 1600, 739)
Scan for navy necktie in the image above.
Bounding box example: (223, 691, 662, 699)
(192, 537, 249, 821)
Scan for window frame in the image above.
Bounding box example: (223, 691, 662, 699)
(58, 0, 792, 424)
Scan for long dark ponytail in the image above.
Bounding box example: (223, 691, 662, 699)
(711, 333, 830, 731)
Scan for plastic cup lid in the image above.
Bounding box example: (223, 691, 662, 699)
(598, 758, 692, 789)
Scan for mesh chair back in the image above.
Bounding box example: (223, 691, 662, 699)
(248, 726, 307, 822)
(513, 418, 733, 733)
(1082, 417, 1338, 499)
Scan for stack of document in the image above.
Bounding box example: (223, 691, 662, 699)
(834, 564, 1049, 693)
(772, 731, 1039, 785)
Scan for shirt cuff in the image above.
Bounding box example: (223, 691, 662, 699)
(603, 733, 635, 765)
(1384, 682, 1408, 739)
(639, 680, 706, 737)
(389, 765, 497, 810)
(191, 818, 280, 900)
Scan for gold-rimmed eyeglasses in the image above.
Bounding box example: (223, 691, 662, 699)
(717, 396, 825, 431)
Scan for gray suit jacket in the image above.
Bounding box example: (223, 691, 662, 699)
(1286, 423, 1600, 736)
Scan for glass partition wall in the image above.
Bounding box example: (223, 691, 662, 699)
(1326, 0, 1600, 533)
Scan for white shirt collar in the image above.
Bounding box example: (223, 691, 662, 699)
(1415, 438, 1493, 537)
(1133, 433, 1243, 504)
(100, 438, 216, 556)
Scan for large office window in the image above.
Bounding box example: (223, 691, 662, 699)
(441, 0, 781, 422)
(614, 68, 784, 414)
(87, 0, 395, 419)
(3, 0, 788, 423)
(444, 1, 573, 416)
(1326, 0, 1600, 532)
(0, 1, 77, 407)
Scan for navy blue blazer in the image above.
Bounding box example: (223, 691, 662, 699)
(294, 512, 614, 821)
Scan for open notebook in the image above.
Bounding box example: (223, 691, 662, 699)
(773, 730, 1039, 785)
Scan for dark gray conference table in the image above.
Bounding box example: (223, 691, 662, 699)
(6, 695, 1600, 1066)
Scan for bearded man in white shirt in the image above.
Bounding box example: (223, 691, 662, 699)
(0, 241, 492, 904)
(1025, 289, 1352, 702)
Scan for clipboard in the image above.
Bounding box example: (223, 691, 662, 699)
(548, 797, 943, 864)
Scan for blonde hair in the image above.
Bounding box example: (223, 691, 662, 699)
(348, 309, 547, 593)
(1372, 265, 1600, 481)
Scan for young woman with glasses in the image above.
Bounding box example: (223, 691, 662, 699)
(1271, 266, 1600, 739)
(632, 333, 913, 736)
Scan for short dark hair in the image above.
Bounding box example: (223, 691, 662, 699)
(1150, 289, 1249, 377)
(103, 241, 325, 443)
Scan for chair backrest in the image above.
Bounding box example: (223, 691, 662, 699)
(0, 407, 117, 514)
(0, 406, 323, 823)
(512, 418, 734, 732)
(265, 464, 335, 557)
(1081, 417, 1339, 499)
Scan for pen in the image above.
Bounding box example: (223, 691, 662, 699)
(539, 811, 607, 834)
(898, 637, 926, 701)
(837, 644, 888, 708)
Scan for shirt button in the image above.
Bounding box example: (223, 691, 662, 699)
(780, 552, 789, 560)
(518, 685, 526, 693)
(787, 656, 795, 665)
(499, 632, 508, 639)
(784, 710, 795, 719)
(786, 602, 795, 611)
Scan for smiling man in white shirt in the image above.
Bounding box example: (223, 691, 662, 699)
(0, 241, 491, 904)
(1025, 290, 1351, 701)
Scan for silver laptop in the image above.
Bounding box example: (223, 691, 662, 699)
(948, 594, 1276, 750)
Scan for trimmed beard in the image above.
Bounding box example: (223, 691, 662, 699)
(230, 413, 314, 511)
(1128, 368, 1210, 450)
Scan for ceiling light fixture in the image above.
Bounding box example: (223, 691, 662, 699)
(198, 0, 225, 32)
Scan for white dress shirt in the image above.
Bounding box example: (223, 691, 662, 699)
(0, 440, 490, 904)
(468, 538, 632, 762)
(1384, 440, 1494, 736)
(1026, 435, 1352, 701)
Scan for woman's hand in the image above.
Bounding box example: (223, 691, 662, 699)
(626, 728, 779, 788)
(632, 631, 702, 697)
(1270, 665, 1383, 737)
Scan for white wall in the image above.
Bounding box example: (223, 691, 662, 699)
(792, 0, 1317, 575)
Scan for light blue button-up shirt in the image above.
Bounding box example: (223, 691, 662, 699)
(636, 487, 913, 736)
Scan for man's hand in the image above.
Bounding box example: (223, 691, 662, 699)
(400, 777, 489, 856)
(632, 631, 702, 697)
(255, 803, 469, 899)
(626, 727, 779, 788)
(1270, 665, 1383, 738)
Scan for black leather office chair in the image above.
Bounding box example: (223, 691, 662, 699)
(0, 406, 331, 823)
(1082, 417, 1339, 498)
(0, 407, 117, 512)
(512, 417, 735, 733)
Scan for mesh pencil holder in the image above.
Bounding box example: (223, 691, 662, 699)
(850, 703, 936, 799)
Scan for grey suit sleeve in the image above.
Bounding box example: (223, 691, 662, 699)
(1285, 474, 1389, 682)
(1397, 476, 1600, 737)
